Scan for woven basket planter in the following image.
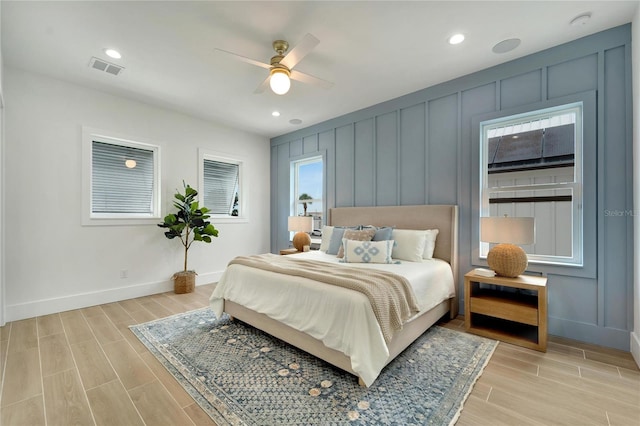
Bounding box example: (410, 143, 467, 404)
(173, 271, 196, 294)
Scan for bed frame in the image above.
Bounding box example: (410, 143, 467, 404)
(224, 204, 459, 386)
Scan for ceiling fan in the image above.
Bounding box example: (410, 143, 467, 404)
(215, 33, 333, 95)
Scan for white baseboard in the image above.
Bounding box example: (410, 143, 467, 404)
(5, 270, 223, 322)
(631, 331, 640, 369)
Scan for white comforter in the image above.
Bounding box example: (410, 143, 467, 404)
(209, 251, 455, 386)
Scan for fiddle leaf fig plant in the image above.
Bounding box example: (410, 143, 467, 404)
(158, 182, 219, 272)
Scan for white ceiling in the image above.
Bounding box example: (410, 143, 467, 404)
(2, 1, 637, 138)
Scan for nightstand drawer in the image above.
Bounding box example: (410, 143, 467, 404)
(470, 296, 538, 326)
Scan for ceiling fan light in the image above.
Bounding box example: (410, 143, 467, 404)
(270, 69, 291, 95)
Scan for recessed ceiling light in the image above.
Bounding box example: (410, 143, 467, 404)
(570, 13, 591, 26)
(272, 111, 281, 117)
(448, 34, 465, 45)
(492, 38, 521, 54)
(289, 118, 302, 125)
(104, 48, 121, 59)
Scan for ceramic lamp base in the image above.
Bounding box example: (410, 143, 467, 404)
(487, 243, 528, 278)
(292, 231, 311, 252)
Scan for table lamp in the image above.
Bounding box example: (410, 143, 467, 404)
(481, 216, 535, 277)
(288, 216, 313, 251)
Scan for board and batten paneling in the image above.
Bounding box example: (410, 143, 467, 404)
(428, 94, 459, 205)
(375, 112, 398, 206)
(601, 45, 632, 331)
(303, 134, 318, 154)
(500, 69, 542, 108)
(335, 124, 355, 208)
(354, 118, 375, 207)
(270, 25, 633, 351)
(460, 83, 497, 277)
(399, 103, 426, 206)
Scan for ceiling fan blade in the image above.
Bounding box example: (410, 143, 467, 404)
(214, 48, 271, 70)
(280, 33, 320, 70)
(254, 75, 270, 94)
(290, 69, 333, 90)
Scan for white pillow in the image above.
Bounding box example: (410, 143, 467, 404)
(319, 226, 334, 252)
(391, 229, 428, 262)
(422, 229, 440, 259)
(341, 239, 394, 264)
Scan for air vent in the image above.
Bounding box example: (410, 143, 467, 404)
(89, 57, 124, 76)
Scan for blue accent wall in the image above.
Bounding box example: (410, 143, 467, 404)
(270, 25, 633, 350)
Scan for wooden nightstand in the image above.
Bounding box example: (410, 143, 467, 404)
(279, 248, 300, 255)
(464, 271, 548, 352)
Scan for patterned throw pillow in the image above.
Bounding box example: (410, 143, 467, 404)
(361, 225, 394, 241)
(336, 228, 376, 258)
(341, 239, 394, 264)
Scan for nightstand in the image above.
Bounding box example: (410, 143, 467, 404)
(279, 248, 300, 255)
(464, 271, 548, 352)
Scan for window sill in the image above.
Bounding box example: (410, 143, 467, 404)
(475, 256, 593, 279)
(209, 216, 248, 224)
(82, 216, 161, 227)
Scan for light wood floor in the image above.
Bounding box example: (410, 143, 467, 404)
(1, 284, 638, 425)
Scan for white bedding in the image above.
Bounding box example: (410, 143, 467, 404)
(209, 251, 455, 386)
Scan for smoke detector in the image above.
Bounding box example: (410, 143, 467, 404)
(89, 57, 124, 76)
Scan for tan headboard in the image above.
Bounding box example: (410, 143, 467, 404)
(328, 205, 459, 285)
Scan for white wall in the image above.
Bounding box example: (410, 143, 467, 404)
(632, 2, 640, 368)
(4, 67, 271, 321)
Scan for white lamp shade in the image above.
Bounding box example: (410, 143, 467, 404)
(481, 216, 535, 245)
(270, 70, 291, 95)
(288, 216, 313, 233)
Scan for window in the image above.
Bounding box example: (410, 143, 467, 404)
(198, 150, 244, 221)
(291, 156, 323, 231)
(82, 128, 160, 225)
(479, 102, 583, 266)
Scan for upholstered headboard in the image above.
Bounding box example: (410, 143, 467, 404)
(328, 205, 459, 286)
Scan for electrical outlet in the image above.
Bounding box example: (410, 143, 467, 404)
(120, 270, 128, 279)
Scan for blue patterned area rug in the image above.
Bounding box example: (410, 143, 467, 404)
(130, 308, 496, 425)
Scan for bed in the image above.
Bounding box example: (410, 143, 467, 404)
(210, 204, 459, 387)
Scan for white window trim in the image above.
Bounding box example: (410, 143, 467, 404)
(82, 127, 161, 226)
(479, 102, 584, 267)
(290, 155, 323, 217)
(198, 148, 247, 223)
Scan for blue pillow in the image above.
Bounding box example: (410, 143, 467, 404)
(372, 226, 393, 241)
(327, 226, 359, 255)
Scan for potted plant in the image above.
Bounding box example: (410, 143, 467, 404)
(158, 182, 219, 293)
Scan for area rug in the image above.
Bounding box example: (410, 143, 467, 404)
(130, 308, 497, 425)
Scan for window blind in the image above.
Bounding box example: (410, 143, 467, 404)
(92, 141, 154, 214)
(203, 159, 239, 215)
(487, 112, 576, 138)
